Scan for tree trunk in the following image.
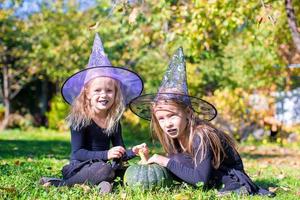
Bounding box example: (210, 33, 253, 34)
(0, 65, 10, 131)
(40, 80, 48, 126)
(285, 0, 300, 53)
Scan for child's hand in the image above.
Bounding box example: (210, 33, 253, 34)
(107, 146, 125, 160)
(132, 143, 149, 159)
(147, 154, 170, 167)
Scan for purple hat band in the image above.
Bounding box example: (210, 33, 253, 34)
(61, 66, 143, 105)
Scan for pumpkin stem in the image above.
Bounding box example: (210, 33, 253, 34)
(138, 150, 148, 164)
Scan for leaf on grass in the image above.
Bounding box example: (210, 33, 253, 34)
(280, 186, 290, 191)
(256, 170, 262, 176)
(14, 160, 20, 166)
(42, 182, 52, 187)
(74, 184, 91, 193)
(260, 164, 268, 169)
(268, 187, 278, 193)
(27, 158, 33, 162)
(0, 187, 17, 193)
(121, 192, 127, 199)
(174, 193, 191, 200)
(277, 173, 285, 180)
(248, 145, 257, 151)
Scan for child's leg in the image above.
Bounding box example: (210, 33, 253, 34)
(62, 161, 115, 186)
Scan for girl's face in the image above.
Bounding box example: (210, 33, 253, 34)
(86, 77, 116, 113)
(154, 103, 188, 139)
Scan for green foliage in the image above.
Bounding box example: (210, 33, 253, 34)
(1, 0, 299, 130)
(27, 2, 92, 81)
(46, 95, 69, 131)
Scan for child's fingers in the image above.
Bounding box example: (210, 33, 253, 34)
(113, 149, 125, 155)
(141, 143, 146, 147)
(112, 151, 123, 158)
(112, 146, 125, 154)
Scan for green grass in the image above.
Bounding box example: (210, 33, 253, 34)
(1, 128, 300, 199)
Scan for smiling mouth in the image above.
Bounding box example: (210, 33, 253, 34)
(98, 100, 109, 105)
(167, 129, 177, 135)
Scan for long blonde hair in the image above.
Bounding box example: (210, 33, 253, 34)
(150, 101, 236, 169)
(66, 78, 126, 134)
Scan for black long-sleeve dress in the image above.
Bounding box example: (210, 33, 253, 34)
(61, 121, 135, 186)
(166, 134, 274, 196)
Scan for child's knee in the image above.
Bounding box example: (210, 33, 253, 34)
(95, 163, 115, 182)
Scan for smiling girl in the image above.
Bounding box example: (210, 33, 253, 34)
(40, 34, 148, 193)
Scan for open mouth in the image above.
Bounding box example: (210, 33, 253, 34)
(98, 100, 109, 106)
(167, 129, 177, 136)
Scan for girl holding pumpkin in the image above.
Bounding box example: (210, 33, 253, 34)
(40, 33, 148, 193)
(129, 47, 275, 197)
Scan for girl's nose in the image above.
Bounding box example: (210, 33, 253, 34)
(166, 120, 173, 128)
(100, 92, 107, 97)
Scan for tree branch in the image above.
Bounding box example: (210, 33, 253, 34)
(285, 0, 300, 53)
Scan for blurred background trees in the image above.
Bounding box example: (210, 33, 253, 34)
(0, 0, 299, 142)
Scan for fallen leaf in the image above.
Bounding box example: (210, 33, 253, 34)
(75, 184, 91, 193)
(277, 174, 285, 180)
(14, 160, 20, 166)
(260, 164, 268, 169)
(174, 193, 190, 200)
(0, 187, 17, 193)
(256, 170, 262, 176)
(42, 182, 52, 187)
(268, 187, 278, 193)
(248, 145, 257, 151)
(280, 186, 290, 191)
(121, 192, 127, 199)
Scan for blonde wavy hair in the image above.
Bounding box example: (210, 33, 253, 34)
(150, 101, 236, 169)
(66, 77, 126, 135)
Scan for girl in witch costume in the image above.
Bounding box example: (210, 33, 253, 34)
(129, 47, 275, 197)
(40, 33, 148, 193)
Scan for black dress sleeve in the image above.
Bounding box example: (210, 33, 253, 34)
(111, 123, 136, 160)
(71, 128, 108, 161)
(166, 138, 213, 186)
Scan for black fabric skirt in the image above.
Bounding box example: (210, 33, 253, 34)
(218, 168, 274, 196)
